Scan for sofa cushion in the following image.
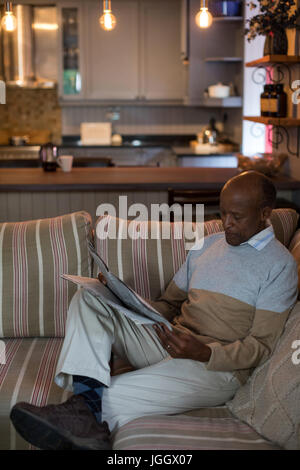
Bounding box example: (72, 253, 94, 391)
(94, 209, 298, 299)
(0, 337, 68, 449)
(112, 413, 279, 450)
(0, 338, 278, 451)
(0, 211, 92, 338)
(227, 301, 300, 450)
(289, 228, 300, 292)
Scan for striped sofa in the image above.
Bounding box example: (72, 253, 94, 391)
(0, 209, 300, 450)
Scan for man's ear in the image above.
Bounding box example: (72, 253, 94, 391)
(261, 206, 273, 222)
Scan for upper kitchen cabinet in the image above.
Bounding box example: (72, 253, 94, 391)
(57, 1, 86, 101)
(58, 0, 184, 102)
(139, 0, 184, 100)
(57, 1, 85, 99)
(184, 0, 244, 107)
(85, 0, 139, 100)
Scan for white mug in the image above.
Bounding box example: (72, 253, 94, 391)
(57, 155, 73, 172)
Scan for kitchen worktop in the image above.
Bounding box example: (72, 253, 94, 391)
(61, 135, 239, 156)
(0, 167, 299, 192)
(173, 146, 238, 156)
(61, 134, 196, 149)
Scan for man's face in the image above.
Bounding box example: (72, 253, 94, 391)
(220, 186, 269, 246)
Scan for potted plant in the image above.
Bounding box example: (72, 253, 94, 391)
(245, 0, 300, 55)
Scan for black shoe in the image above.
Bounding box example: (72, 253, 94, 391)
(10, 394, 111, 450)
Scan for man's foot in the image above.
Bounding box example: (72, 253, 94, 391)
(10, 394, 111, 450)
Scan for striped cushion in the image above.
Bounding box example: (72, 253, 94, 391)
(227, 302, 300, 450)
(112, 414, 280, 450)
(289, 229, 300, 293)
(0, 337, 69, 450)
(94, 209, 298, 299)
(0, 338, 278, 450)
(270, 208, 299, 246)
(0, 211, 92, 338)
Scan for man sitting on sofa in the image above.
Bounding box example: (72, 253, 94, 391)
(10, 171, 298, 450)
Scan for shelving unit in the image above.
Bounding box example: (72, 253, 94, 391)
(244, 56, 300, 156)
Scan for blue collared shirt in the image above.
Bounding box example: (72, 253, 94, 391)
(241, 223, 275, 251)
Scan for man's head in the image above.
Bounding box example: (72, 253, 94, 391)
(220, 171, 276, 246)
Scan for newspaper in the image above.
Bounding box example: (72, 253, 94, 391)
(61, 242, 172, 329)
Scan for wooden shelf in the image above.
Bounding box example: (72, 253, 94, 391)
(205, 57, 243, 63)
(185, 96, 242, 108)
(243, 116, 300, 126)
(245, 55, 300, 67)
(213, 16, 243, 22)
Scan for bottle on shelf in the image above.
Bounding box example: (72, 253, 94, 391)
(260, 84, 271, 117)
(274, 84, 287, 118)
(268, 85, 278, 117)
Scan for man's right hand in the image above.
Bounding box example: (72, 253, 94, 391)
(98, 272, 107, 285)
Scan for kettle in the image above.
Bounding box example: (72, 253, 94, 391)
(39, 143, 58, 171)
(202, 118, 219, 145)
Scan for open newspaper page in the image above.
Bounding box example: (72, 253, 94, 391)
(62, 244, 172, 330)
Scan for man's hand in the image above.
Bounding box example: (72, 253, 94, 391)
(98, 272, 107, 285)
(153, 323, 211, 362)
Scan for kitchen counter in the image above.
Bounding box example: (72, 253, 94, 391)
(60, 134, 195, 149)
(0, 135, 240, 169)
(173, 146, 238, 156)
(61, 135, 239, 156)
(1, 167, 299, 224)
(0, 167, 299, 192)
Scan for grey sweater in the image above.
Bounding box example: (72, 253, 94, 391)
(150, 227, 298, 384)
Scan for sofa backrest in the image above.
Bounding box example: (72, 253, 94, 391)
(94, 208, 299, 300)
(0, 211, 92, 338)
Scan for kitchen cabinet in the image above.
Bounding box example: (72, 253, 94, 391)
(184, 0, 244, 107)
(58, 0, 184, 102)
(57, 2, 86, 100)
(139, 0, 184, 100)
(85, 0, 139, 100)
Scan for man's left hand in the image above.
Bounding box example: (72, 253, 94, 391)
(153, 323, 211, 362)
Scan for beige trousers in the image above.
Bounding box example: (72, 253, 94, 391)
(55, 288, 240, 431)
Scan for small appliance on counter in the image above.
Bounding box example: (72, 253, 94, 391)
(189, 117, 239, 155)
(9, 136, 29, 146)
(80, 123, 112, 146)
(39, 143, 58, 171)
(208, 83, 230, 99)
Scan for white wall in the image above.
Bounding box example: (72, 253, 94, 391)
(242, 2, 266, 156)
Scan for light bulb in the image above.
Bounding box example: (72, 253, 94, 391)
(195, 8, 213, 28)
(1, 11, 17, 32)
(99, 10, 116, 31)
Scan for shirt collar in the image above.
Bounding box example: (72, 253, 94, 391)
(240, 221, 274, 251)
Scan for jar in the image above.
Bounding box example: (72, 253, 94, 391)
(260, 85, 271, 116)
(268, 85, 278, 117)
(275, 84, 287, 117)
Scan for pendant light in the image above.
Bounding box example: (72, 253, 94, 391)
(1, 2, 17, 32)
(195, 0, 213, 29)
(99, 0, 116, 31)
